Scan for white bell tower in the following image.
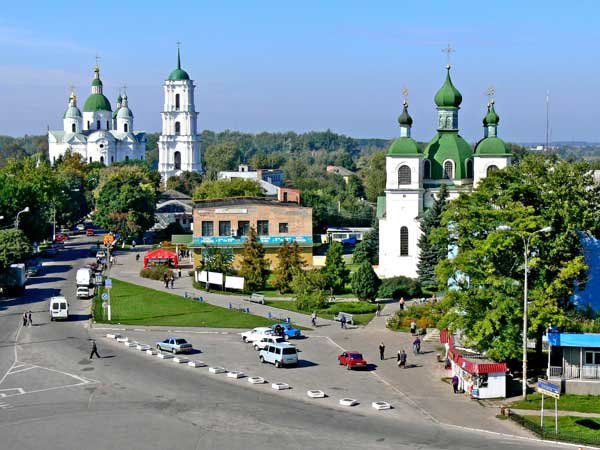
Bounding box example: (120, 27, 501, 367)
(158, 46, 202, 181)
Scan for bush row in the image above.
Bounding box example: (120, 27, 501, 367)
(140, 265, 174, 281)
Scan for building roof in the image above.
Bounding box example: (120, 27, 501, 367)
(48, 130, 145, 144)
(64, 106, 82, 119)
(483, 101, 500, 126)
(434, 66, 462, 108)
(441, 329, 507, 374)
(474, 136, 511, 156)
(160, 190, 192, 201)
(168, 48, 190, 81)
(424, 132, 473, 179)
(170, 234, 193, 245)
(387, 137, 422, 156)
(83, 93, 112, 112)
(548, 332, 600, 348)
(398, 100, 413, 126)
(194, 196, 309, 209)
(327, 166, 354, 177)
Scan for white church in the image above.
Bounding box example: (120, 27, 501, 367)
(377, 65, 511, 279)
(48, 65, 146, 165)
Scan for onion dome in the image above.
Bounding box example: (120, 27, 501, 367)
(83, 65, 112, 112)
(168, 47, 190, 81)
(63, 91, 82, 119)
(117, 95, 133, 119)
(434, 65, 462, 108)
(113, 94, 123, 119)
(398, 100, 413, 126)
(388, 100, 421, 155)
(483, 100, 500, 126)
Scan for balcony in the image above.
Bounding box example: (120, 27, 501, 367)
(549, 365, 600, 380)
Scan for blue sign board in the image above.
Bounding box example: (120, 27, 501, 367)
(537, 379, 560, 399)
(193, 235, 313, 246)
(104, 278, 112, 288)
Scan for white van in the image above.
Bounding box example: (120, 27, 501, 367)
(49, 296, 69, 321)
(76, 286, 94, 298)
(76, 268, 93, 287)
(259, 343, 299, 368)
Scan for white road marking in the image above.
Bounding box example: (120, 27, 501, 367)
(7, 366, 36, 375)
(0, 402, 13, 409)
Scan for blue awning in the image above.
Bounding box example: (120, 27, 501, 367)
(548, 332, 600, 348)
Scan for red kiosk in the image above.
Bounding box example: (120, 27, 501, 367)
(143, 249, 179, 268)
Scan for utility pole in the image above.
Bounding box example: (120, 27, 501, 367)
(545, 91, 550, 152)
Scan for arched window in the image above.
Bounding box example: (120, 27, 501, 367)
(100, 156, 104, 164)
(486, 165, 499, 176)
(397, 165, 411, 185)
(97, 120, 101, 130)
(111, 156, 114, 163)
(87, 121, 90, 129)
(175, 121, 181, 135)
(175, 93, 180, 110)
(89, 157, 92, 163)
(423, 160, 431, 179)
(466, 159, 473, 178)
(71, 123, 76, 132)
(106, 121, 110, 130)
(174, 151, 181, 170)
(52, 156, 56, 164)
(400, 226, 409, 256)
(124, 123, 128, 132)
(125, 156, 129, 162)
(443, 160, 454, 179)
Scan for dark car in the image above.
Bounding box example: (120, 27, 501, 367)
(45, 245, 59, 257)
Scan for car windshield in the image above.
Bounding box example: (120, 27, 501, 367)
(350, 354, 363, 360)
(275, 338, 285, 343)
(282, 348, 296, 355)
(175, 339, 188, 345)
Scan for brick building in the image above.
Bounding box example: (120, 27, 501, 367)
(191, 197, 313, 269)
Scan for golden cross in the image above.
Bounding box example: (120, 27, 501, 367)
(176, 40, 181, 49)
(442, 44, 455, 66)
(486, 85, 496, 103)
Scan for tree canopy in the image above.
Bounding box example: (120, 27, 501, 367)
(0, 229, 32, 270)
(193, 178, 264, 201)
(239, 227, 269, 292)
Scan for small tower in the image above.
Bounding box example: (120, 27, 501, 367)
(112, 94, 122, 129)
(82, 65, 112, 131)
(473, 100, 511, 186)
(158, 46, 202, 181)
(63, 89, 82, 134)
(116, 94, 134, 133)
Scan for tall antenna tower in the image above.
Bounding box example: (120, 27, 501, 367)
(545, 90, 550, 152)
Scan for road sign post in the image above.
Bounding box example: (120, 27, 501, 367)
(104, 278, 112, 321)
(537, 379, 560, 432)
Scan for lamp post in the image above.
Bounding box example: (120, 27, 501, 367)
(498, 225, 552, 399)
(15, 207, 30, 229)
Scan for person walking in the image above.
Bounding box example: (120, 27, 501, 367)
(311, 311, 317, 327)
(452, 375, 459, 393)
(376, 303, 381, 317)
(178, 268, 182, 279)
(398, 350, 407, 368)
(28, 311, 33, 327)
(379, 342, 385, 360)
(89, 340, 100, 359)
(399, 297, 405, 311)
(340, 315, 346, 329)
(22, 312, 28, 327)
(413, 336, 421, 355)
(410, 320, 417, 335)
(170, 274, 175, 289)
(163, 272, 169, 288)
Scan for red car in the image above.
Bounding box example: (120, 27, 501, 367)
(55, 233, 69, 242)
(86, 229, 95, 236)
(338, 351, 368, 370)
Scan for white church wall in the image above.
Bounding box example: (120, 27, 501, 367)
(385, 157, 421, 190)
(474, 156, 510, 187)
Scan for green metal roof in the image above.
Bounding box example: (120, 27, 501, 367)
(474, 137, 510, 156)
(434, 66, 462, 108)
(398, 101, 413, 126)
(91, 78, 103, 87)
(376, 196, 386, 219)
(168, 47, 190, 81)
(424, 132, 473, 179)
(387, 137, 421, 156)
(63, 106, 82, 119)
(83, 94, 112, 112)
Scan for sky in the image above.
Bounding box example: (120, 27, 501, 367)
(1, 1, 599, 143)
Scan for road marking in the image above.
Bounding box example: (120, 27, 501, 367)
(0, 402, 13, 409)
(7, 366, 36, 375)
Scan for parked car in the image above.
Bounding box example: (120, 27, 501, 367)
(76, 224, 85, 231)
(271, 323, 302, 339)
(25, 259, 43, 277)
(45, 245, 59, 257)
(156, 337, 193, 354)
(253, 336, 287, 351)
(55, 233, 69, 242)
(241, 327, 274, 343)
(337, 351, 368, 370)
(76, 286, 94, 298)
(259, 343, 299, 368)
(86, 229, 95, 236)
(96, 250, 106, 259)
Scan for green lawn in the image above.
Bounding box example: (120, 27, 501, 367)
(511, 393, 600, 414)
(93, 278, 276, 328)
(521, 415, 600, 446)
(264, 300, 376, 326)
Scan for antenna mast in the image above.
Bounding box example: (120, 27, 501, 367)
(545, 90, 550, 152)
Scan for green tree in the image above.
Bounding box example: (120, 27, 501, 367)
(200, 245, 234, 275)
(417, 183, 449, 291)
(361, 151, 386, 202)
(323, 241, 349, 294)
(202, 141, 242, 179)
(272, 240, 305, 294)
(291, 269, 328, 311)
(166, 171, 203, 196)
(0, 229, 32, 270)
(239, 227, 269, 292)
(433, 155, 600, 361)
(353, 219, 379, 264)
(351, 260, 381, 301)
(193, 178, 264, 201)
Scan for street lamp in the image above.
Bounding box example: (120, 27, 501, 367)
(15, 207, 30, 229)
(498, 224, 552, 399)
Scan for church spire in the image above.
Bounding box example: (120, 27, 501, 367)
(398, 100, 413, 138)
(177, 45, 181, 70)
(91, 64, 103, 95)
(483, 100, 500, 138)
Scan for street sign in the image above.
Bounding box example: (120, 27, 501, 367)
(105, 278, 112, 289)
(101, 293, 108, 301)
(95, 274, 103, 285)
(537, 379, 560, 399)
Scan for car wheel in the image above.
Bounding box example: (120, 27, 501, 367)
(172, 348, 177, 354)
(275, 360, 281, 368)
(347, 364, 352, 370)
(253, 345, 259, 351)
(242, 337, 247, 342)
(259, 356, 265, 363)
(156, 345, 161, 351)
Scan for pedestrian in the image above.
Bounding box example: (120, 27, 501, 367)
(376, 303, 381, 317)
(89, 339, 100, 359)
(379, 342, 385, 360)
(410, 320, 417, 335)
(340, 315, 346, 329)
(163, 272, 169, 288)
(22, 312, 28, 327)
(311, 311, 317, 327)
(399, 297, 405, 311)
(136, 254, 140, 261)
(452, 375, 459, 393)
(28, 311, 33, 327)
(413, 336, 421, 355)
(131, 240, 136, 248)
(170, 274, 175, 289)
(398, 349, 407, 368)
(178, 268, 182, 278)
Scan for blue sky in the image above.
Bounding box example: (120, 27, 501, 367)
(0, 1, 598, 143)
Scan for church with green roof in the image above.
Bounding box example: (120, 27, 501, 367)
(377, 65, 511, 279)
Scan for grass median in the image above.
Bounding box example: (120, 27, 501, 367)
(520, 415, 600, 446)
(511, 393, 600, 414)
(94, 278, 275, 328)
(264, 300, 376, 326)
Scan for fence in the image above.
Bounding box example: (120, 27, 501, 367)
(508, 413, 600, 446)
(549, 365, 600, 380)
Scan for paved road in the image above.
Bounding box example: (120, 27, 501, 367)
(0, 237, 582, 449)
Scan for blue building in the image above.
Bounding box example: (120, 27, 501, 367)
(548, 332, 600, 394)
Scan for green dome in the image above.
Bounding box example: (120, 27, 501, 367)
(483, 102, 500, 126)
(388, 137, 421, 156)
(434, 66, 462, 108)
(117, 107, 133, 119)
(398, 101, 413, 126)
(168, 68, 190, 81)
(424, 132, 473, 179)
(474, 137, 510, 156)
(91, 78, 103, 87)
(63, 106, 82, 119)
(83, 94, 112, 112)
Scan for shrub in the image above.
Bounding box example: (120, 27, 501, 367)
(292, 269, 328, 312)
(140, 265, 174, 281)
(327, 302, 378, 314)
(386, 303, 441, 331)
(377, 276, 421, 299)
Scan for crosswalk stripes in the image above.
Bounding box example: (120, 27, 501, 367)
(0, 402, 13, 409)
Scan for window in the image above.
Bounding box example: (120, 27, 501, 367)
(100, 156, 104, 164)
(400, 226, 409, 256)
(87, 121, 90, 129)
(174, 151, 181, 170)
(124, 123, 128, 132)
(106, 121, 110, 129)
(585, 351, 600, 365)
(125, 156, 129, 162)
(279, 223, 288, 233)
(97, 120, 101, 130)
(257, 220, 269, 235)
(423, 160, 431, 179)
(71, 123, 76, 132)
(466, 159, 473, 178)
(238, 221, 250, 237)
(201, 221, 214, 236)
(175, 121, 181, 135)
(175, 93, 180, 110)
(111, 156, 114, 163)
(89, 157, 92, 163)
(282, 348, 296, 355)
(443, 160, 454, 179)
(283, 192, 288, 202)
(397, 165, 411, 185)
(219, 221, 231, 236)
(487, 165, 499, 176)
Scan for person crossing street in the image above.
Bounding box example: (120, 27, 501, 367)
(89, 339, 100, 359)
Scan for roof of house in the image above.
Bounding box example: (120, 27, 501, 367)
(548, 332, 600, 348)
(160, 190, 192, 201)
(170, 234, 193, 245)
(194, 196, 309, 209)
(327, 166, 354, 177)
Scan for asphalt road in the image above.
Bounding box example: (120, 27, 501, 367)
(0, 236, 577, 450)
